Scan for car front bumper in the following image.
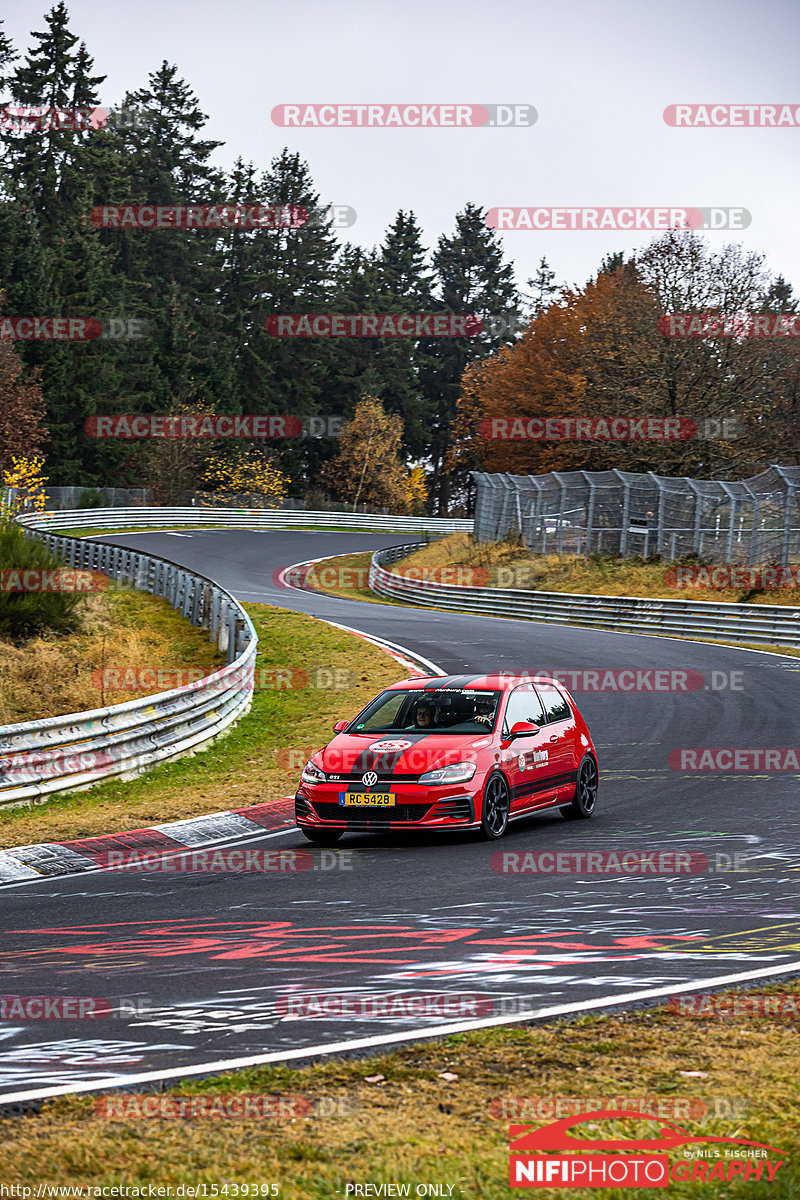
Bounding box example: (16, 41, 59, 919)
(295, 786, 477, 830)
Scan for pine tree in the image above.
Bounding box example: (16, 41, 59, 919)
(0, 18, 18, 94)
(422, 203, 518, 512)
(2, 5, 127, 482)
(375, 210, 435, 458)
(230, 150, 340, 493)
(525, 256, 559, 317)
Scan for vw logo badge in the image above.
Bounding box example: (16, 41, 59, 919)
(361, 771, 378, 787)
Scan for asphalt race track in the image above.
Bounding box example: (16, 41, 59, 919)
(2, 529, 800, 1100)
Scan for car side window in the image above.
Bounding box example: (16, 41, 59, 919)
(534, 683, 572, 723)
(503, 686, 546, 734)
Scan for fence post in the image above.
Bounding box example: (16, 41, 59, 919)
(687, 480, 703, 555)
(774, 467, 796, 567)
(615, 471, 631, 556)
(583, 473, 596, 556)
(553, 472, 568, 553)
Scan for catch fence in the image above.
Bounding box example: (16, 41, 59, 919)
(473, 466, 800, 565)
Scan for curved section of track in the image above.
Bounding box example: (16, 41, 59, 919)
(2, 530, 799, 1101)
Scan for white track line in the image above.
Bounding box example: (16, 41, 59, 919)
(3, 959, 800, 1103)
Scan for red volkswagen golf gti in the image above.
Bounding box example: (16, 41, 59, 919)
(294, 673, 599, 843)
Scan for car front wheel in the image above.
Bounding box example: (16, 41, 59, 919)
(560, 754, 598, 820)
(480, 773, 511, 839)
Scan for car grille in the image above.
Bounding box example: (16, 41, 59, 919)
(311, 802, 433, 824)
(325, 773, 419, 784)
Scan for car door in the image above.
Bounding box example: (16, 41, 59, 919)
(533, 680, 580, 798)
(501, 685, 564, 813)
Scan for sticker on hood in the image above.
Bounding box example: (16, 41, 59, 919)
(368, 739, 414, 752)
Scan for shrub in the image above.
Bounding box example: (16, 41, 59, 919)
(0, 523, 85, 642)
(78, 487, 103, 509)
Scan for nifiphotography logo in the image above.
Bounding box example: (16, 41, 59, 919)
(508, 1110, 787, 1188)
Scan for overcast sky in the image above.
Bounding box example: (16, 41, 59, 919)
(5, 0, 800, 299)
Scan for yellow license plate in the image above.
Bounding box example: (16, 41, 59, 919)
(340, 793, 395, 807)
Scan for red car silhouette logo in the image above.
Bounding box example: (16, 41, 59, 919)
(510, 1111, 785, 1156)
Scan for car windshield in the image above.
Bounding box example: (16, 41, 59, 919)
(350, 689, 501, 734)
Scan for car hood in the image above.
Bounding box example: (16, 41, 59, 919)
(319, 731, 491, 776)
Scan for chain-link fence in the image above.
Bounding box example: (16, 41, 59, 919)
(41, 486, 154, 509)
(472, 465, 800, 565)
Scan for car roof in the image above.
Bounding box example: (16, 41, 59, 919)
(385, 673, 563, 693)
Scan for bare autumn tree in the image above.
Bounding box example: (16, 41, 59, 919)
(320, 393, 409, 512)
(0, 336, 47, 472)
(134, 398, 216, 504)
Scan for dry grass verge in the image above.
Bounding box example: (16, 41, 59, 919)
(4, 987, 798, 1197)
(0, 605, 403, 847)
(394, 533, 800, 606)
(0, 586, 225, 725)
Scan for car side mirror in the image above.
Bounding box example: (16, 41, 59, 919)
(333, 720, 348, 733)
(508, 720, 540, 739)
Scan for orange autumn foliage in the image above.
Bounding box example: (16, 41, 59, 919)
(450, 269, 684, 476)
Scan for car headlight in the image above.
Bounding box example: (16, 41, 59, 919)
(301, 760, 326, 783)
(418, 761, 477, 785)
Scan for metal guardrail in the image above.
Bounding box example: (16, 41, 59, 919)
(23, 507, 472, 534)
(369, 544, 800, 649)
(1, 520, 258, 809)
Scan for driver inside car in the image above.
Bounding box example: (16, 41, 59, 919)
(414, 701, 436, 728)
(472, 696, 496, 726)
